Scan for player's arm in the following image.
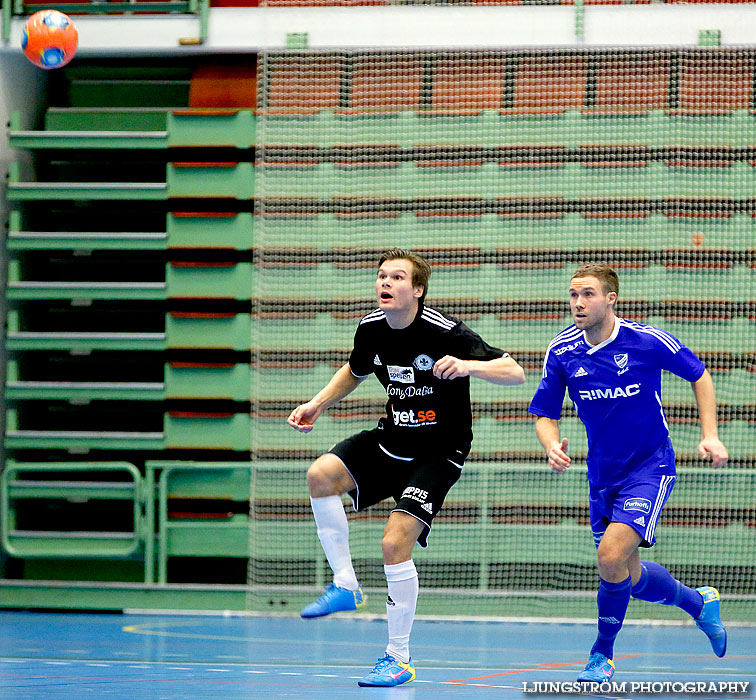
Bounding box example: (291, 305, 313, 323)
(535, 416, 571, 473)
(287, 363, 366, 433)
(691, 368, 729, 468)
(432, 354, 525, 385)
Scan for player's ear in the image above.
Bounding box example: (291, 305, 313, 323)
(607, 291, 617, 306)
(414, 284, 424, 299)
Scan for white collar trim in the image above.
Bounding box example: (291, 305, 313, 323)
(584, 316, 621, 354)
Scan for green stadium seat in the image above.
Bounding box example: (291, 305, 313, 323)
(168, 212, 253, 250)
(44, 107, 169, 131)
(166, 362, 251, 401)
(166, 262, 252, 300)
(166, 161, 254, 198)
(166, 312, 252, 350)
(163, 411, 251, 450)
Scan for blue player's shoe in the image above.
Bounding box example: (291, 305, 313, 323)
(695, 586, 727, 657)
(577, 652, 615, 682)
(300, 583, 366, 619)
(357, 654, 415, 687)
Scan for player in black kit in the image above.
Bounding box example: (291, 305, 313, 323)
(287, 248, 525, 687)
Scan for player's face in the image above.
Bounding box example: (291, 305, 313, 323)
(376, 259, 423, 311)
(569, 276, 616, 331)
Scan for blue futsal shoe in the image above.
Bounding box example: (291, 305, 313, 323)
(300, 582, 366, 619)
(577, 652, 615, 682)
(358, 654, 415, 687)
(695, 586, 727, 657)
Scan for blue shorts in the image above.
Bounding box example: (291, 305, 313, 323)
(589, 474, 676, 548)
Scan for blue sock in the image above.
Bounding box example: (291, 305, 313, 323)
(631, 561, 703, 619)
(590, 576, 631, 660)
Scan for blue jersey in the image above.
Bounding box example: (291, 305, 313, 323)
(528, 317, 705, 487)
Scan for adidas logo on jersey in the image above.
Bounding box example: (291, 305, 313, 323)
(574, 367, 588, 377)
(374, 354, 382, 365)
(421, 502, 433, 514)
(634, 516, 646, 526)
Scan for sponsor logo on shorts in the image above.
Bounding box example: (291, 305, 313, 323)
(401, 486, 429, 504)
(413, 354, 434, 371)
(633, 516, 646, 526)
(388, 365, 415, 383)
(578, 383, 641, 400)
(387, 384, 434, 400)
(421, 502, 434, 514)
(391, 408, 437, 427)
(374, 354, 382, 366)
(624, 497, 651, 514)
(386, 595, 395, 606)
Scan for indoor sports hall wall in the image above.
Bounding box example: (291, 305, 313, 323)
(1, 46, 755, 620)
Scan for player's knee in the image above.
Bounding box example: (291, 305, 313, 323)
(306, 456, 349, 497)
(596, 546, 627, 578)
(381, 533, 405, 564)
(381, 529, 414, 564)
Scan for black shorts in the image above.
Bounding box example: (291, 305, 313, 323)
(328, 428, 467, 548)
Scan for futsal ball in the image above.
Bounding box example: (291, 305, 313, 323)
(22, 10, 78, 70)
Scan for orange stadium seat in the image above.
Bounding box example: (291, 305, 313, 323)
(677, 52, 756, 112)
(432, 55, 506, 111)
(266, 56, 343, 110)
(189, 61, 257, 108)
(511, 55, 588, 111)
(594, 53, 670, 112)
(348, 55, 424, 111)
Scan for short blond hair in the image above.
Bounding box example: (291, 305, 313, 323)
(571, 263, 619, 296)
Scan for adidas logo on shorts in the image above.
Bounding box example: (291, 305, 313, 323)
(634, 516, 646, 526)
(421, 502, 433, 514)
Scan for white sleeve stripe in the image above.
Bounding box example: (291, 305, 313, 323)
(620, 319, 681, 352)
(546, 327, 581, 351)
(638, 327, 680, 353)
(421, 307, 456, 328)
(359, 310, 386, 325)
(421, 311, 456, 329)
(541, 326, 581, 378)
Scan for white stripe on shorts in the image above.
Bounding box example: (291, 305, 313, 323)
(645, 474, 675, 543)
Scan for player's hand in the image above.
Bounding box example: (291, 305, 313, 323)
(548, 437, 570, 473)
(433, 355, 469, 380)
(698, 436, 729, 468)
(287, 401, 322, 433)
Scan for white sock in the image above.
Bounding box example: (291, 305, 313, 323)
(384, 560, 418, 664)
(310, 495, 359, 591)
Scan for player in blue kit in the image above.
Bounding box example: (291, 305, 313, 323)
(529, 263, 729, 682)
(288, 248, 525, 687)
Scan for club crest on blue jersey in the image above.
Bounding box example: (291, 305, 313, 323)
(623, 497, 651, 514)
(413, 354, 434, 371)
(614, 353, 629, 375)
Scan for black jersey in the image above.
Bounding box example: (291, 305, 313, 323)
(348, 303, 506, 458)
